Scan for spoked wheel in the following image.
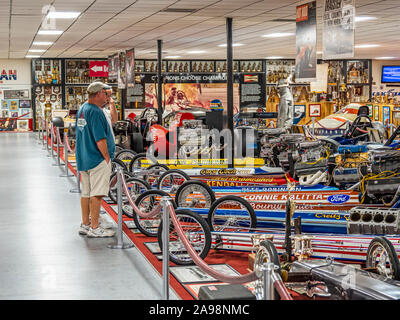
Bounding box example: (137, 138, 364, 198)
(121, 178, 151, 217)
(111, 158, 127, 172)
(366, 236, 400, 280)
(114, 149, 137, 162)
(175, 181, 215, 209)
(133, 190, 176, 237)
(254, 240, 281, 300)
(144, 164, 169, 188)
(157, 169, 190, 194)
(157, 209, 212, 265)
(108, 171, 134, 203)
(115, 144, 124, 154)
(129, 152, 157, 174)
(207, 195, 257, 231)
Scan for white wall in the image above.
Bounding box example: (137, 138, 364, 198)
(371, 59, 400, 97)
(0, 59, 32, 99)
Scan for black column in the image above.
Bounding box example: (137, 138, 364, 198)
(157, 39, 163, 124)
(226, 17, 234, 168)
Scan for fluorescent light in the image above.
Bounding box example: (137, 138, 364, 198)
(26, 55, 41, 58)
(29, 49, 46, 53)
(38, 30, 63, 35)
(218, 43, 244, 47)
(165, 56, 181, 59)
(355, 44, 380, 48)
(375, 57, 396, 60)
(33, 41, 53, 45)
(47, 11, 80, 19)
(262, 33, 294, 38)
(355, 16, 376, 22)
(266, 56, 284, 59)
(187, 50, 206, 54)
(317, 51, 323, 54)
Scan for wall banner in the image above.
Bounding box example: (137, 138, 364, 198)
(323, 0, 355, 59)
(125, 48, 135, 88)
(295, 1, 317, 82)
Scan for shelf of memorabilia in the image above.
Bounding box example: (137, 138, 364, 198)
(34, 85, 63, 122)
(167, 60, 191, 73)
(190, 60, 215, 73)
(140, 60, 168, 73)
(240, 60, 263, 73)
(65, 59, 109, 84)
(33, 58, 62, 85)
(266, 59, 294, 84)
(64, 85, 120, 110)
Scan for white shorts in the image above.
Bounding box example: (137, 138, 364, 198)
(80, 160, 112, 198)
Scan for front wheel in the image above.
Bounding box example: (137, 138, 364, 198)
(175, 180, 215, 209)
(157, 209, 212, 265)
(207, 195, 257, 232)
(366, 236, 400, 280)
(157, 169, 190, 194)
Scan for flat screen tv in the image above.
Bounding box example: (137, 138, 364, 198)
(381, 65, 400, 83)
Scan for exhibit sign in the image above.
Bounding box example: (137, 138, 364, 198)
(295, 1, 317, 82)
(118, 51, 127, 89)
(323, 0, 355, 59)
(89, 61, 108, 78)
(108, 53, 118, 81)
(125, 48, 135, 88)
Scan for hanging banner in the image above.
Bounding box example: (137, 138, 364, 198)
(108, 53, 118, 81)
(295, 1, 317, 82)
(118, 51, 127, 89)
(323, 0, 355, 59)
(125, 48, 135, 88)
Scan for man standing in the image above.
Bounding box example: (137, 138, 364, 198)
(76, 82, 116, 237)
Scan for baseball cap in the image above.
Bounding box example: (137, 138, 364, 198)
(87, 82, 111, 94)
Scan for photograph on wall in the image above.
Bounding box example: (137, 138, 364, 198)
(8, 99, 19, 111)
(19, 108, 31, 118)
(19, 100, 31, 108)
(145, 83, 240, 113)
(3, 89, 29, 99)
(125, 48, 135, 88)
(118, 51, 127, 89)
(383, 106, 390, 124)
(17, 119, 29, 131)
(295, 1, 317, 81)
(11, 112, 18, 118)
(108, 53, 118, 81)
(1, 100, 8, 109)
(374, 105, 379, 121)
(1, 109, 9, 118)
(323, 0, 355, 59)
(294, 104, 306, 124)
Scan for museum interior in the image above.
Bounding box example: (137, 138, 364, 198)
(2, 0, 400, 303)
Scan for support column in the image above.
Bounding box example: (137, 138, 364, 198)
(157, 39, 163, 125)
(226, 17, 234, 168)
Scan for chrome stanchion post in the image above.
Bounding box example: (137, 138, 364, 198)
(262, 262, 274, 300)
(42, 118, 46, 148)
(70, 170, 81, 194)
(161, 196, 172, 300)
(46, 120, 51, 153)
(108, 167, 135, 250)
(50, 123, 55, 158)
(60, 131, 74, 177)
(53, 127, 61, 166)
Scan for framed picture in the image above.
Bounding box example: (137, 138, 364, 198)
(1, 100, 8, 109)
(170, 264, 240, 284)
(19, 100, 31, 108)
(17, 119, 29, 131)
(366, 104, 373, 117)
(383, 106, 391, 125)
(19, 108, 31, 119)
(11, 112, 18, 118)
(8, 99, 19, 111)
(1, 109, 9, 118)
(309, 103, 321, 117)
(374, 105, 379, 121)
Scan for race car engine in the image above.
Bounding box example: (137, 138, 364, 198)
(347, 207, 400, 234)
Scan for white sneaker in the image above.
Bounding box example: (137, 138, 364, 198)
(99, 215, 114, 229)
(79, 223, 90, 235)
(87, 227, 116, 238)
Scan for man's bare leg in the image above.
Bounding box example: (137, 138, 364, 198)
(89, 196, 103, 229)
(81, 197, 90, 225)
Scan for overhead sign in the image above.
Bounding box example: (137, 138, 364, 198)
(89, 61, 108, 77)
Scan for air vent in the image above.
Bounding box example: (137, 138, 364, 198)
(161, 8, 197, 13)
(271, 18, 296, 22)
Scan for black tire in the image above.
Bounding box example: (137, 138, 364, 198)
(133, 190, 177, 237)
(121, 178, 151, 217)
(207, 195, 257, 231)
(115, 149, 137, 162)
(175, 180, 216, 209)
(108, 171, 134, 203)
(157, 209, 212, 265)
(157, 169, 191, 194)
(131, 132, 144, 153)
(366, 236, 400, 280)
(111, 158, 127, 172)
(129, 152, 157, 173)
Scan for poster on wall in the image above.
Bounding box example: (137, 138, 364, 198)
(125, 48, 135, 88)
(118, 51, 127, 89)
(383, 106, 390, 125)
(323, 0, 355, 59)
(240, 73, 266, 111)
(295, 1, 317, 82)
(108, 53, 118, 81)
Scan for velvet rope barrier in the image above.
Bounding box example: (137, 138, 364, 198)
(65, 132, 74, 153)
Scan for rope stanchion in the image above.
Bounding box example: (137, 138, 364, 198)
(161, 196, 171, 300)
(70, 170, 81, 194)
(53, 126, 62, 167)
(108, 167, 134, 249)
(60, 131, 74, 178)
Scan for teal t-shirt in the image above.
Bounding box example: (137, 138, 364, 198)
(75, 102, 115, 171)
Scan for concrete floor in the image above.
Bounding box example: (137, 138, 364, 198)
(0, 132, 178, 300)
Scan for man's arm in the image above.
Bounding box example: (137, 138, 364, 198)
(96, 138, 110, 163)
